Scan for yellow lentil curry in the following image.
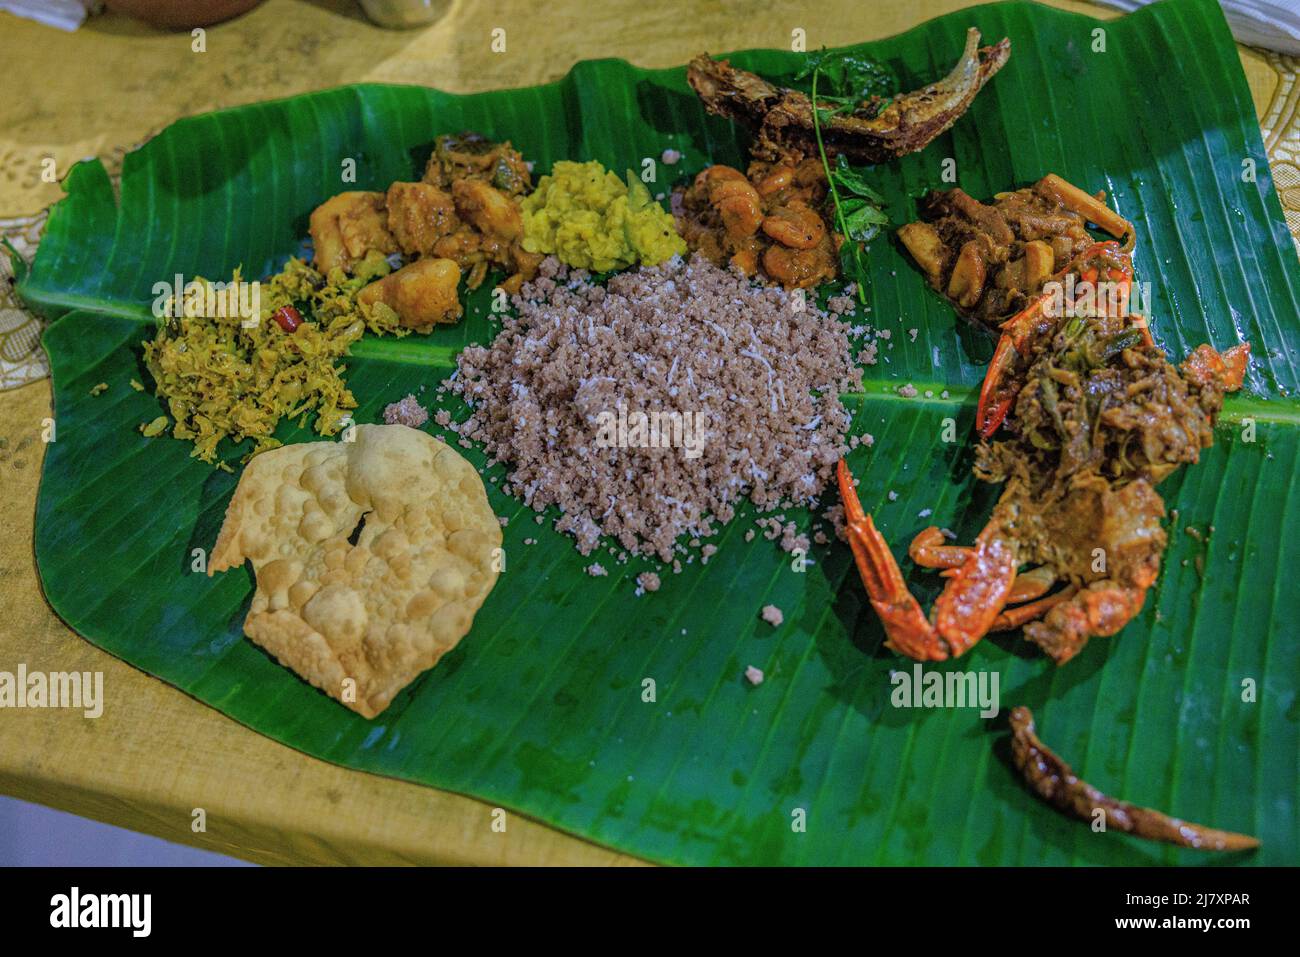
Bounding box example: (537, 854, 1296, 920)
(520, 160, 686, 272)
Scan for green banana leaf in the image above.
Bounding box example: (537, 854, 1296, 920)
(19, 0, 1299, 865)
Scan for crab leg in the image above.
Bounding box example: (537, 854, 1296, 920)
(976, 284, 1060, 438)
(837, 460, 949, 661)
(907, 526, 970, 569)
(990, 584, 1078, 631)
(914, 529, 1039, 592)
(1004, 565, 1058, 604)
(911, 528, 1056, 604)
(1034, 174, 1135, 249)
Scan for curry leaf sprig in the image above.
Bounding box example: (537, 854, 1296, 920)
(795, 48, 896, 124)
(832, 155, 889, 245)
(809, 64, 890, 306)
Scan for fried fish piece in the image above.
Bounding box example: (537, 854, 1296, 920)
(688, 28, 1010, 165)
(308, 191, 399, 274)
(209, 424, 502, 718)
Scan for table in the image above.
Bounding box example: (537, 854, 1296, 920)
(0, 0, 1292, 865)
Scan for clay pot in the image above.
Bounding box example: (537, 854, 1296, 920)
(103, 0, 266, 29)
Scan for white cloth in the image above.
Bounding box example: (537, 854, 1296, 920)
(0, 0, 100, 32)
(1093, 1, 1300, 54)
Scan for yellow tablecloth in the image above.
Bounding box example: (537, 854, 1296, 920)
(0, 0, 1294, 865)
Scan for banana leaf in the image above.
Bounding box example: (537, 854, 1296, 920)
(19, 0, 1299, 865)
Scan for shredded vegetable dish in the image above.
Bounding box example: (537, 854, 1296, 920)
(143, 258, 406, 465)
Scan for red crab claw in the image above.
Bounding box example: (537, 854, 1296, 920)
(837, 460, 948, 661)
(838, 461, 1023, 659)
(930, 516, 1021, 656)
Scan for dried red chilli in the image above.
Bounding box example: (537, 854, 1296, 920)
(1009, 706, 1259, 851)
(273, 305, 302, 333)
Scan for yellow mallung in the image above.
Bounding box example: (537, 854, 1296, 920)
(521, 160, 686, 272)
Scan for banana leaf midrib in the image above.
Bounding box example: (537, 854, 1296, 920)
(36, 305, 1300, 426)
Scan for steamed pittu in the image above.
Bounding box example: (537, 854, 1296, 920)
(210, 424, 502, 718)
